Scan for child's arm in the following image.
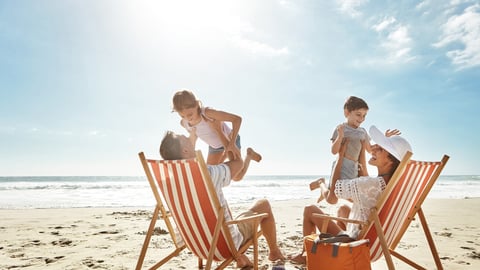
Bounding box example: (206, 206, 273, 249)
(331, 124, 344, 155)
(204, 107, 242, 160)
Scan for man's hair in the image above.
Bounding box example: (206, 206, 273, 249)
(159, 131, 183, 160)
(344, 96, 369, 112)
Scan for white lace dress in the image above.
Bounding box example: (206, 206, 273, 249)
(335, 176, 386, 239)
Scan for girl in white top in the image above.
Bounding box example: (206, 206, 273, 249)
(172, 89, 261, 180)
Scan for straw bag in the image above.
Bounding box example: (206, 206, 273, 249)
(304, 233, 371, 270)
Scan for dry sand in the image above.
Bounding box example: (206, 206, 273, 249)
(1, 198, 479, 269)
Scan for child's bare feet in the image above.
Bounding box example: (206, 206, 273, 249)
(247, 147, 262, 162)
(309, 178, 325, 202)
(309, 178, 325, 190)
(317, 192, 325, 203)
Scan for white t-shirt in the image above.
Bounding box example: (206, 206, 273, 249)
(182, 107, 232, 149)
(207, 163, 243, 249)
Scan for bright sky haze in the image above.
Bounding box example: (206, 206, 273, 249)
(1, 0, 479, 176)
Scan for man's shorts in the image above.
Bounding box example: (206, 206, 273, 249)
(236, 209, 256, 245)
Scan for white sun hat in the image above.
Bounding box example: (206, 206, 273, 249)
(369, 125, 412, 161)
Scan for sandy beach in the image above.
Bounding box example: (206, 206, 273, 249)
(1, 198, 479, 270)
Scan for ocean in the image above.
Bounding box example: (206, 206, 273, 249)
(0, 175, 478, 209)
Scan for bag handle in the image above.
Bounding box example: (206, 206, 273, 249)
(310, 234, 355, 254)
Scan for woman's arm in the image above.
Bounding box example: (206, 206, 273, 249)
(326, 138, 349, 204)
(331, 124, 344, 155)
(358, 140, 368, 176)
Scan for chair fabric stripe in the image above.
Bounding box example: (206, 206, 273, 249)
(147, 158, 232, 261)
(367, 160, 441, 261)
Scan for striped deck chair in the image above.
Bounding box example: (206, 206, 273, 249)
(314, 151, 449, 270)
(135, 150, 266, 270)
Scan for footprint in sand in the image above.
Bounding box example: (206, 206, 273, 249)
(51, 238, 73, 247)
(435, 231, 452, 237)
(467, 251, 480, 259)
(45, 256, 65, 264)
(82, 257, 105, 268)
(21, 240, 44, 248)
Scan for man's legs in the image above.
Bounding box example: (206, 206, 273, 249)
(235, 199, 284, 268)
(249, 199, 284, 261)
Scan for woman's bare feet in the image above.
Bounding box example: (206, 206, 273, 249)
(247, 147, 262, 162)
(288, 252, 306, 265)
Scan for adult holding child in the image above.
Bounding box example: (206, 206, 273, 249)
(290, 125, 412, 265)
(159, 131, 285, 268)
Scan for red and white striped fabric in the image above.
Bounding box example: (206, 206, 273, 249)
(366, 159, 443, 261)
(147, 157, 232, 261)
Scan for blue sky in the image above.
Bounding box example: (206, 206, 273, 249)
(1, 0, 479, 176)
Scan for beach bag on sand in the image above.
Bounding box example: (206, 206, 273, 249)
(304, 233, 371, 270)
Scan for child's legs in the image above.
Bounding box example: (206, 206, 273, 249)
(207, 147, 227, 165)
(340, 159, 358, 179)
(232, 148, 261, 180)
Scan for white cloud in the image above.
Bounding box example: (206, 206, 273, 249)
(336, 0, 369, 18)
(415, 0, 430, 10)
(371, 17, 415, 64)
(433, 4, 480, 70)
(230, 35, 290, 57)
(372, 16, 396, 32)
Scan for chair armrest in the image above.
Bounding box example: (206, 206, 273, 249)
(312, 213, 368, 232)
(226, 213, 269, 225)
(312, 213, 367, 226)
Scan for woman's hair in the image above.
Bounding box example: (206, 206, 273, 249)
(387, 153, 401, 176)
(344, 96, 369, 112)
(172, 89, 201, 112)
(159, 131, 183, 160)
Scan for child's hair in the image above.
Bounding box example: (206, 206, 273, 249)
(172, 89, 201, 112)
(344, 96, 369, 112)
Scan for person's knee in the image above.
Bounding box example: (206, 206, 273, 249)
(303, 204, 320, 220)
(337, 205, 350, 218)
(251, 198, 271, 213)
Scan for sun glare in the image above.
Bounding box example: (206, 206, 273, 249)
(124, 0, 243, 42)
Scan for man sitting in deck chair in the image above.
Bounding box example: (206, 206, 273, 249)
(290, 125, 412, 264)
(160, 131, 285, 268)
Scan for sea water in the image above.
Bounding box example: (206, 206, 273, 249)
(0, 175, 478, 209)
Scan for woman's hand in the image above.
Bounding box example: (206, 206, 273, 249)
(385, 129, 401, 137)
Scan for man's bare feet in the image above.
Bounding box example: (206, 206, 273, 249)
(268, 248, 285, 262)
(247, 147, 262, 162)
(236, 254, 253, 269)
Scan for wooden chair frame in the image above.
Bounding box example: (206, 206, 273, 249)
(135, 150, 266, 270)
(314, 152, 449, 270)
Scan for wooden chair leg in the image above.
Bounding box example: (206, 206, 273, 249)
(418, 208, 443, 270)
(372, 210, 395, 270)
(135, 205, 160, 270)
